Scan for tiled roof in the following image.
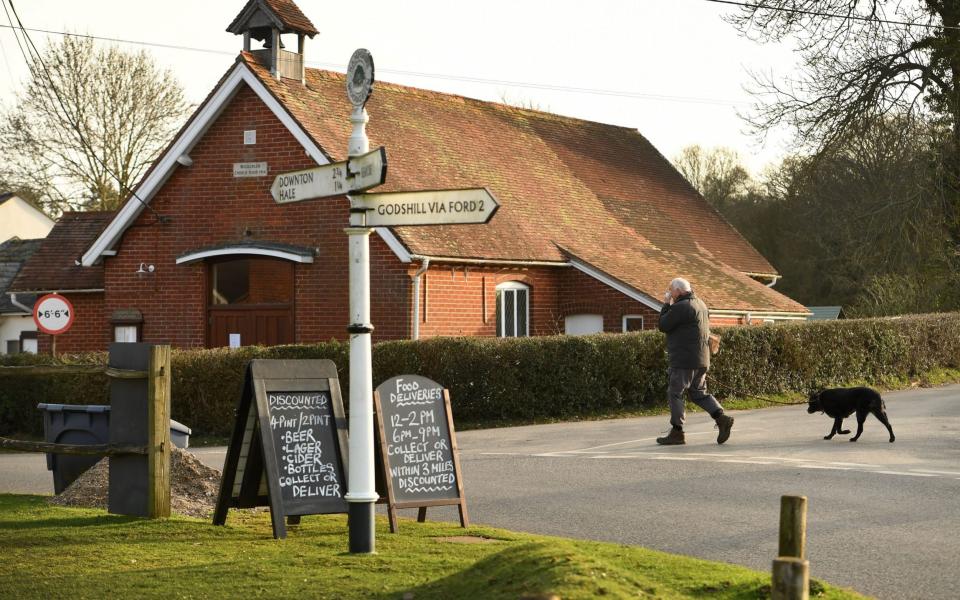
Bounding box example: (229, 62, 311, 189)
(10, 212, 113, 293)
(227, 0, 318, 36)
(0, 238, 43, 313)
(241, 54, 805, 314)
(562, 245, 808, 314)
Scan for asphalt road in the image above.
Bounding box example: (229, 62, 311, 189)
(3, 384, 958, 599)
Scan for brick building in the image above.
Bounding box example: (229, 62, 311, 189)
(9, 0, 808, 353)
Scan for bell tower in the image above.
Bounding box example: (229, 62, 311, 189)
(227, 0, 318, 83)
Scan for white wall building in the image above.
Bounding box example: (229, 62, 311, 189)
(0, 238, 44, 354)
(0, 194, 54, 243)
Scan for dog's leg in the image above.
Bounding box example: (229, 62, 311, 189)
(837, 419, 850, 435)
(873, 407, 895, 443)
(850, 410, 867, 442)
(824, 417, 842, 440)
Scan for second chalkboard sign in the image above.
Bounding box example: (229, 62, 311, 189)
(374, 375, 468, 533)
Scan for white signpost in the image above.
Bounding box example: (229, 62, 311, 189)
(271, 49, 500, 554)
(355, 188, 499, 227)
(270, 147, 386, 204)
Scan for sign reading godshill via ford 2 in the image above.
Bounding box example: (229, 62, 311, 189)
(213, 359, 349, 539)
(374, 375, 468, 532)
(356, 187, 499, 227)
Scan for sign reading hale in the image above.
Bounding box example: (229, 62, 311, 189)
(355, 187, 499, 227)
(271, 147, 387, 204)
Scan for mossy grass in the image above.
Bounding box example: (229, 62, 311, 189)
(0, 495, 864, 599)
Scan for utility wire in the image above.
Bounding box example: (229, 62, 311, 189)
(2, 0, 166, 222)
(702, 0, 959, 31)
(0, 22, 745, 107)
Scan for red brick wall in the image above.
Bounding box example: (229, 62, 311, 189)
(558, 268, 661, 332)
(412, 264, 660, 338)
(98, 84, 410, 350)
(37, 293, 108, 353)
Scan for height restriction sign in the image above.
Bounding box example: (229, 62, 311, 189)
(33, 293, 75, 335)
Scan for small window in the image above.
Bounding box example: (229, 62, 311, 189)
(5, 340, 20, 354)
(622, 315, 645, 332)
(19, 331, 37, 354)
(110, 309, 142, 343)
(114, 325, 139, 343)
(495, 281, 529, 337)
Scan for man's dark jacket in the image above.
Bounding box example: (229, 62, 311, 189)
(657, 292, 710, 369)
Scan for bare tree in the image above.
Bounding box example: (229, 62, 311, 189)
(0, 36, 191, 214)
(726, 1, 960, 240)
(673, 145, 751, 213)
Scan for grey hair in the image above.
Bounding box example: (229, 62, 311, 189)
(670, 277, 692, 293)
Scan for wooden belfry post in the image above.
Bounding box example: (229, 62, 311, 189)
(108, 343, 171, 518)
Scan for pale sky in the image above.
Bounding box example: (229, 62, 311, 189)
(0, 0, 800, 175)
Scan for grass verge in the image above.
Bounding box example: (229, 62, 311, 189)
(0, 495, 865, 600)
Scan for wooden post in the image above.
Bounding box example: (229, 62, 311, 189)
(147, 345, 171, 518)
(772, 557, 809, 600)
(779, 495, 807, 558)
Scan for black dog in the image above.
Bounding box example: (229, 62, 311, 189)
(807, 387, 895, 443)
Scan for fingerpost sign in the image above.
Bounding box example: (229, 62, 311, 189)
(270, 47, 498, 554)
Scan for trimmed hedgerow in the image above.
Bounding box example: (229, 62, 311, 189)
(2, 313, 959, 437)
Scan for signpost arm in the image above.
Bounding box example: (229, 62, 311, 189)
(344, 102, 378, 554)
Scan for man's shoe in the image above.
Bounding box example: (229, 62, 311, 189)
(656, 428, 685, 445)
(716, 414, 734, 444)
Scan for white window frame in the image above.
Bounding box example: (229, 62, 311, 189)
(496, 281, 530, 337)
(622, 314, 645, 332)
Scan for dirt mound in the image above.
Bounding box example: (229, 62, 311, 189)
(48, 447, 222, 519)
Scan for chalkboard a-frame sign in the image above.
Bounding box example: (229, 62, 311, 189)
(374, 375, 468, 533)
(213, 360, 349, 539)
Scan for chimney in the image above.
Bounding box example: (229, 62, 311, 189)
(226, 0, 318, 84)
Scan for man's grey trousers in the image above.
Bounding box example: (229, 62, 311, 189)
(668, 367, 722, 428)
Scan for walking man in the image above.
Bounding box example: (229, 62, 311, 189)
(656, 277, 733, 445)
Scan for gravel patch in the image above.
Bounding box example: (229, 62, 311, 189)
(48, 447, 222, 519)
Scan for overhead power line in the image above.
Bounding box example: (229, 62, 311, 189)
(0, 22, 745, 107)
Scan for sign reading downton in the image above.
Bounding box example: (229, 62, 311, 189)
(356, 188, 499, 227)
(271, 147, 387, 204)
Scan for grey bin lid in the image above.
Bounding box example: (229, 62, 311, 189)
(37, 403, 110, 413)
(36, 403, 191, 434)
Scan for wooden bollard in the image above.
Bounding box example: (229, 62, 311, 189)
(779, 495, 807, 558)
(772, 557, 809, 600)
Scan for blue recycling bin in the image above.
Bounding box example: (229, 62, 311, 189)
(37, 403, 191, 494)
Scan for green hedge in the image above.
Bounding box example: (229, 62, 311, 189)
(3, 313, 959, 437)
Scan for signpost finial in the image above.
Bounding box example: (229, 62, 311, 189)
(346, 49, 374, 108)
